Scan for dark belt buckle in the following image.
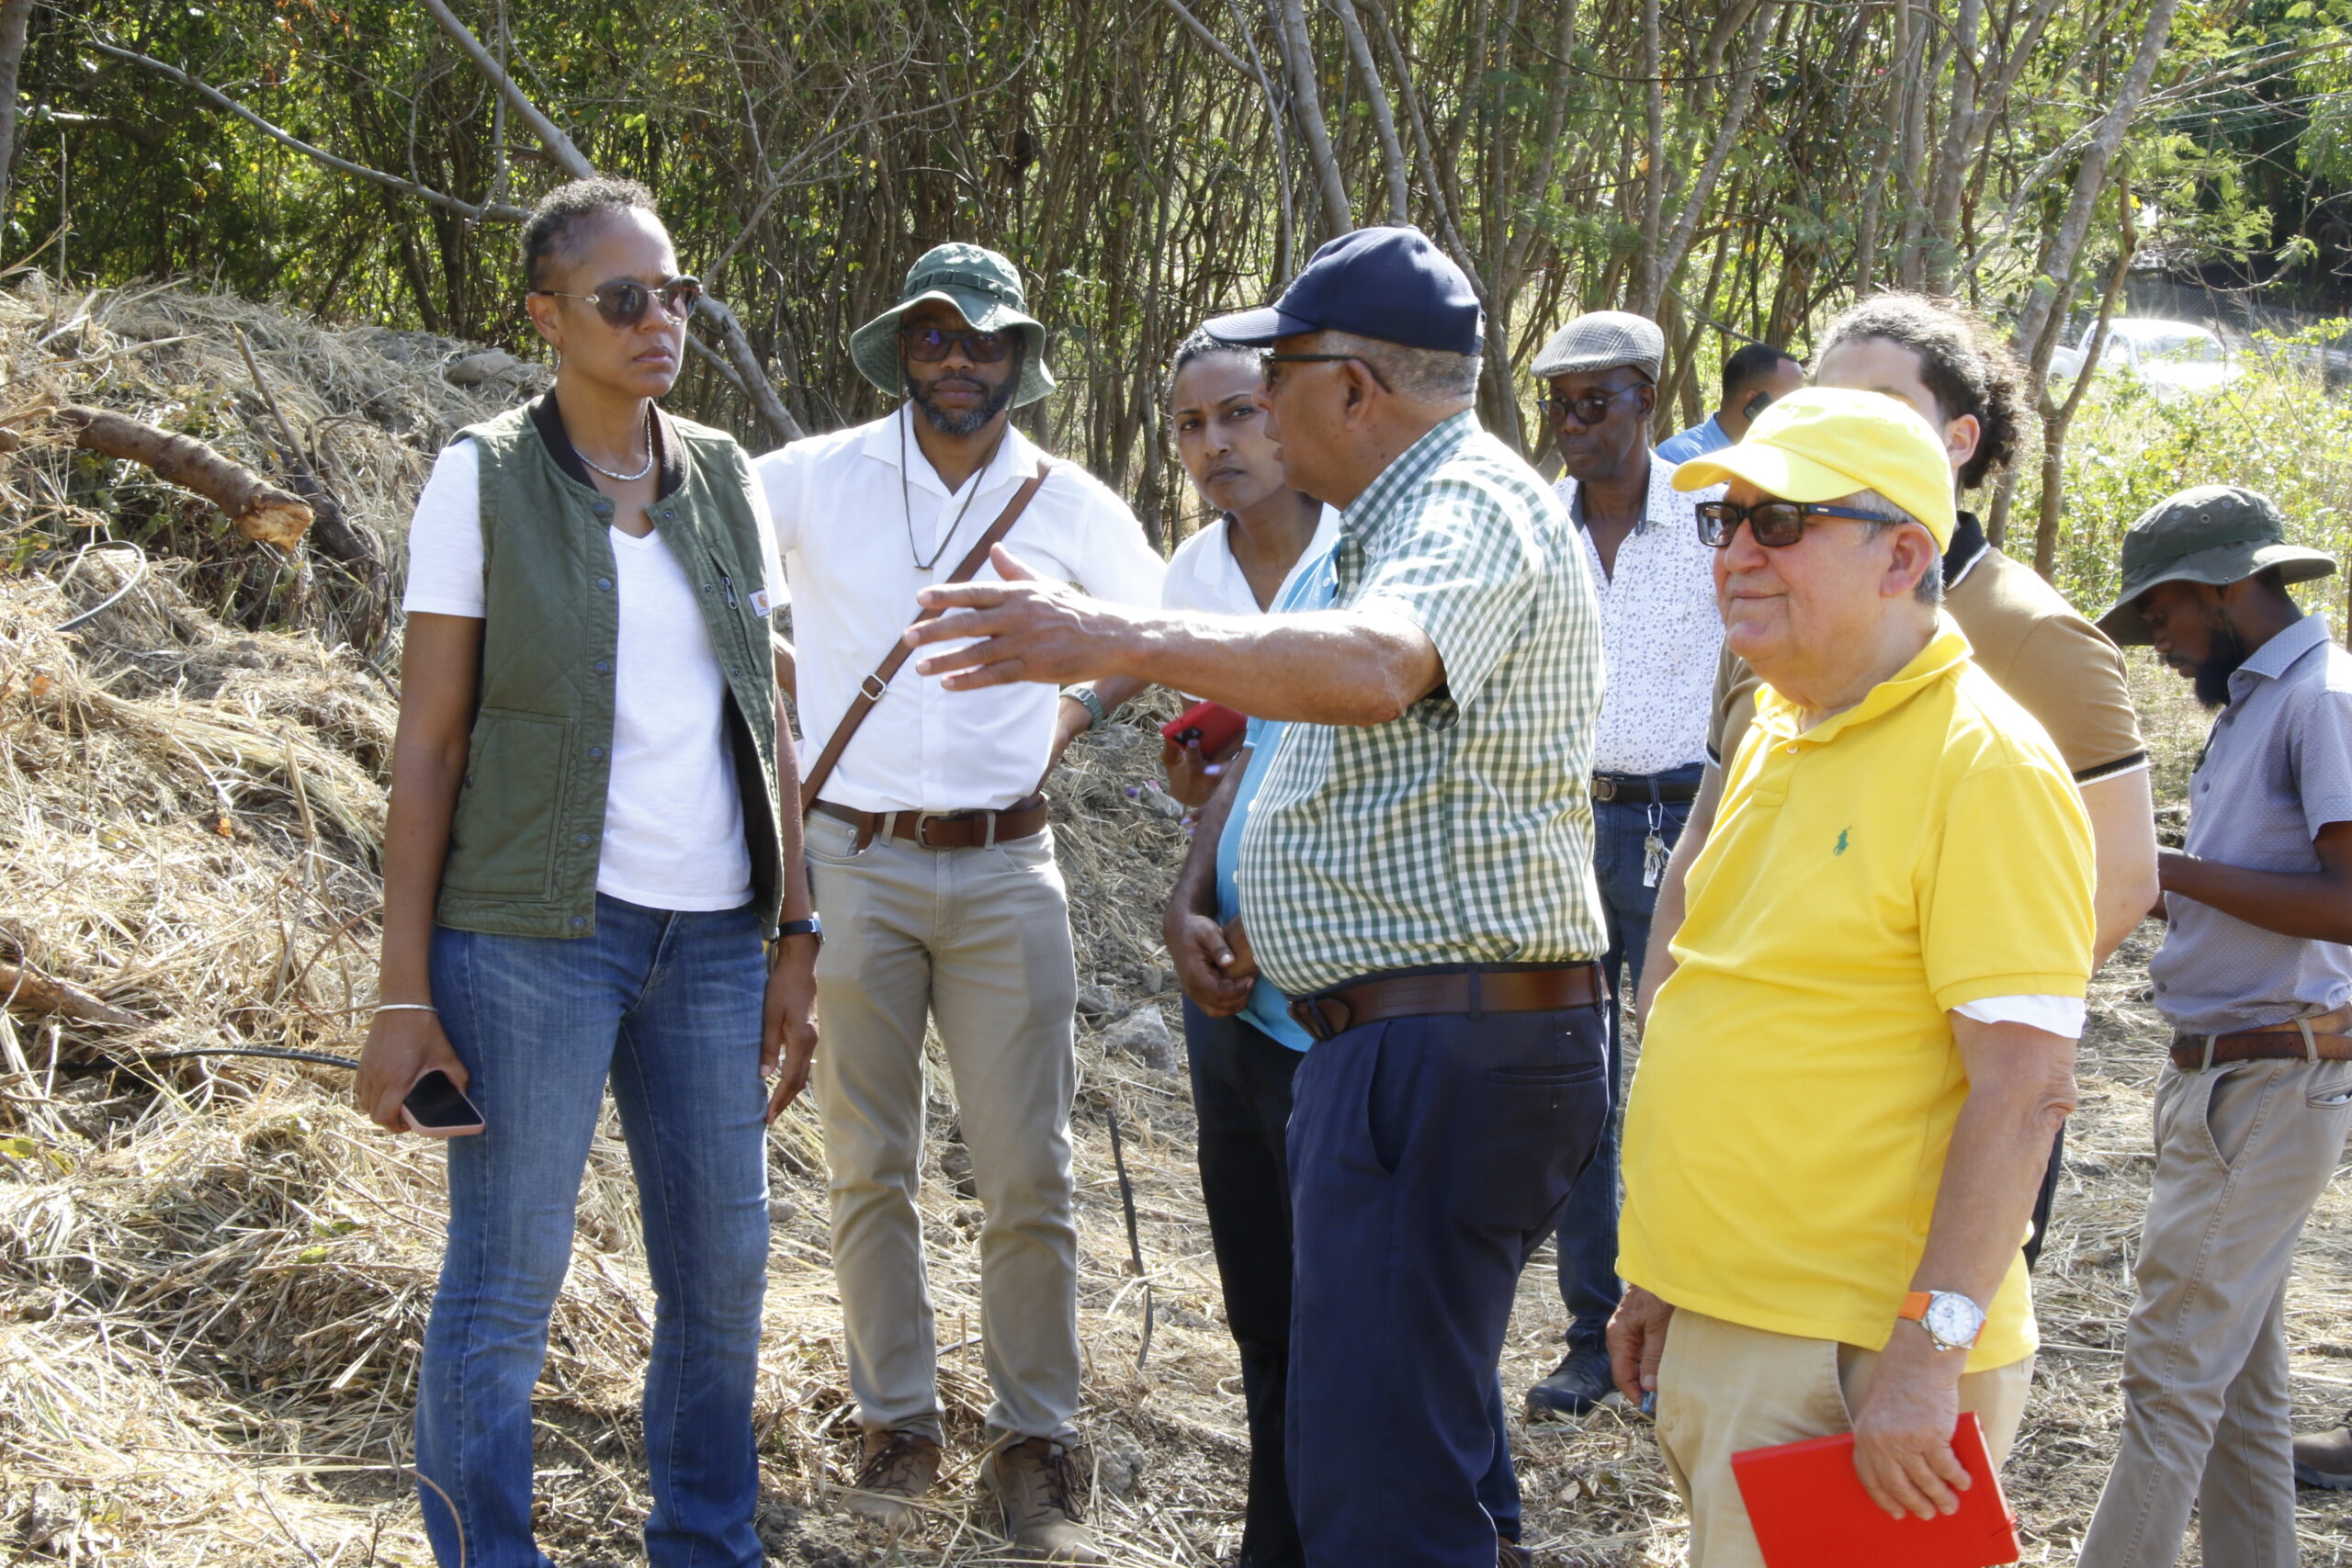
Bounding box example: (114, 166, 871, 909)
(1287, 994, 1353, 1042)
(1590, 776, 1617, 803)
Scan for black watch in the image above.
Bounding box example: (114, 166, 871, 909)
(777, 916, 823, 947)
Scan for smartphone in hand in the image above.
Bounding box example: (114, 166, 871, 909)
(401, 1068, 486, 1137)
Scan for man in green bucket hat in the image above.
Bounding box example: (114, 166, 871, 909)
(2080, 483, 2352, 1567)
(754, 243, 1164, 1562)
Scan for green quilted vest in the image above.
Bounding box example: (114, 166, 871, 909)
(433, 398, 785, 939)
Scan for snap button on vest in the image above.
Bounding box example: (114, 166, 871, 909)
(588, 745, 605, 760)
(593, 660, 611, 674)
(594, 576, 612, 592)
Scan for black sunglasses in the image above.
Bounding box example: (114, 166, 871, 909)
(1262, 352, 1396, 394)
(1696, 498, 1891, 548)
(1541, 383, 1645, 426)
(901, 325, 1017, 365)
(532, 276, 702, 328)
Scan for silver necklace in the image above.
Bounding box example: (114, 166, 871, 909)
(578, 407, 655, 483)
(900, 406, 1008, 571)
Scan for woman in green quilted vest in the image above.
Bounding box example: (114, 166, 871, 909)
(354, 176, 820, 1568)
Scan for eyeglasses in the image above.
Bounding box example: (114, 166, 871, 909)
(901, 325, 1017, 364)
(1696, 499, 1890, 548)
(1262, 353, 1395, 394)
(531, 276, 702, 328)
(1540, 384, 1645, 426)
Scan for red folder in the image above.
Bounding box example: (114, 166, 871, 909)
(1730, 1413, 2020, 1568)
(1159, 699, 1249, 759)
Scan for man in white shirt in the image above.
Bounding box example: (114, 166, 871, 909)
(756, 243, 1163, 1563)
(1523, 310, 1726, 1420)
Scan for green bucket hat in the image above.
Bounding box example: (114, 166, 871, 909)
(848, 243, 1055, 409)
(2096, 483, 2337, 645)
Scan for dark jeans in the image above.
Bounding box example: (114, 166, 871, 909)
(1287, 977, 1611, 1567)
(1183, 999, 1306, 1568)
(1553, 767, 1699, 1349)
(417, 896, 770, 1568)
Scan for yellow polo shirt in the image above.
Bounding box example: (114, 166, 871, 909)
(1619, 623, 2093, 1371)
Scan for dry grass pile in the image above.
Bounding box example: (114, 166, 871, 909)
(0, 278, 2346, 1567)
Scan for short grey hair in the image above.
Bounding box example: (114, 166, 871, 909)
(1317, 330, 1482, 401)
(1835, 489, 1945, 604)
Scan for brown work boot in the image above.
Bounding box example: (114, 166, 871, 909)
(841, 1428, 941, 1528)
(2294, 1418, 2352, 1490)
(979, 1436, 1107, 1563)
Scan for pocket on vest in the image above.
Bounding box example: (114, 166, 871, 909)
(443, 707, 571, 899)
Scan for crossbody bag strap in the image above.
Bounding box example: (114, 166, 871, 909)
(798, 461, 1052, 814)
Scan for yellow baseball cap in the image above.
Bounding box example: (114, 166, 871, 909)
(1669, 386, 1957, 549)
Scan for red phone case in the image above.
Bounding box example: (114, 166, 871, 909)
(1159, 699, 1249, 758)
(1730, 1412, 2020, 1568)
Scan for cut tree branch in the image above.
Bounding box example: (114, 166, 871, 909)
(59, 406, 313, 551)
(695, 297, 806, 445)
(0, 960, 140, 1029)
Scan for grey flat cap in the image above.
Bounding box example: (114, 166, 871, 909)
(1530, 310, 1664, 381)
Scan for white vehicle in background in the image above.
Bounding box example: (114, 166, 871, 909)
(2046, 319, 2242, 397)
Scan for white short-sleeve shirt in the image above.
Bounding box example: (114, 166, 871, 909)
(401, 426, 788, 912)
(757, 406, 1165, 812)
(1161, 506, 1342, 616)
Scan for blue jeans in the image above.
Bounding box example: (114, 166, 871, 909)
(1553, 767, 1700, 1348)
(416, 896, 771, 1568)
(1288, 981, 1611, 1565)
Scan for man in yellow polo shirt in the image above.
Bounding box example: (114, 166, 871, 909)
(1607, 389, 2095, 1568)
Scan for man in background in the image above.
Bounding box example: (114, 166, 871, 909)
(2079, 487, 2352, 1568)
(1655, 341, 1804, 465)
(1521, 310, 1725, 1420)
(1611, 389, 2095, 1568)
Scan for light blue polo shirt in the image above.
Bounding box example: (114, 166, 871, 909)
(1214, 539, 1340, 1051)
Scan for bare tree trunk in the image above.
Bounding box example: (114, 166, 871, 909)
(1326, 0, 1408, 225)
(1630, 0, 1667, 310)
(1636, 4, 1773, 318)
(2012, 0, 2184, 369)
(0, 0, 33, 219)
(2030, 183, 2135, 578)
(1270, 0, 1351, 236)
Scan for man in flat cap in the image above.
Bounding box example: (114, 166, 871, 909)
(899, 225, 1610, 1568)
(755, 243, 1164, 1562)
(2078, 486, 2352, 1568)
(1522, 310, 1730, 1420)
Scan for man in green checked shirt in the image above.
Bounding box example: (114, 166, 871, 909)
(901, 227, 1611, 1568)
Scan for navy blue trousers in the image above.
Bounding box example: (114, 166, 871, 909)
(1553, 768, 1699, 1346)
(1286, 983, 1610, 1567)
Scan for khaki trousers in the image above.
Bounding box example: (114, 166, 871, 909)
(1654, 1307, 2034, 1568)
(806, 810, 1082, 1446)
(2080, 1055, 2352, 1568)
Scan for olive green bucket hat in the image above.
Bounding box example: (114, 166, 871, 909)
(848, 243, 1055, 408)
(2096, 483, 2337, 645)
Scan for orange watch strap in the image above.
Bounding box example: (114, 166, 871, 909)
(1898, 1291, 1933, 1322)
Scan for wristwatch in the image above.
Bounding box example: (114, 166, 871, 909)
(1061, 684, 1109, 731)
(777, 916, 823, 948)
(1898, 1290, 1985, 1353)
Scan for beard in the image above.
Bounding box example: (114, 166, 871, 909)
(2191, 619, 2250, 709)
(910, 363, 1018, 436)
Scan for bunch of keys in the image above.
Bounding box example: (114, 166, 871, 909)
(1641, 800, 1669, 889)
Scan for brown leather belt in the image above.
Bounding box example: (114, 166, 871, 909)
(2171, 1005, 2352, 1070)
(811, 794, 1048, 852)
(1287, 964, 1607, 1043)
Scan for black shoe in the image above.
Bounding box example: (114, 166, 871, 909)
(1526, 1344, 1613, 1420)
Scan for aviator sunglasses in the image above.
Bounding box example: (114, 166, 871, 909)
(1695, 498, 1889, 548)
(901, 324, 1017, 364)
(531, 276, 702, 328)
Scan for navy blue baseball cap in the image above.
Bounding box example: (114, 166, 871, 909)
(1203, 226, 1485, 356)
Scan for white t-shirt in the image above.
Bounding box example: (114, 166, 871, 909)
(401, 437, 788, 912)
(1160, 505, 1343, 616)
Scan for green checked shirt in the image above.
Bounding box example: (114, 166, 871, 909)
(1235, 411, 1608, 998)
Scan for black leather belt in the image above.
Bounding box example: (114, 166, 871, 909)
(1287, 964, 1607, 1043)
(1591, 773, 1702, 803)
(812, 795, 1047, 852)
